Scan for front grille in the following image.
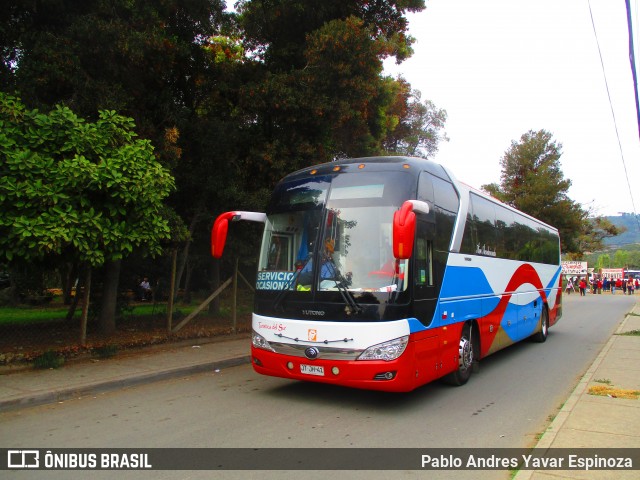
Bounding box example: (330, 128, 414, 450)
(269, 341, 364, 361)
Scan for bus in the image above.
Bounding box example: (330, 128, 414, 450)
(211, 156, 562, 392)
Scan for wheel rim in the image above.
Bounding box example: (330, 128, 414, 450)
(541, 312, 548, 337)
(459, 334, 473, 370)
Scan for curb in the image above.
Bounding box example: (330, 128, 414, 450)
(0, 355, 251, 414)
(514, 307, 635, 480)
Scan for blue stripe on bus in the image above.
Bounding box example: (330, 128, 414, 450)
(439, 266, 493, 298)
(407, 317, 427, 333)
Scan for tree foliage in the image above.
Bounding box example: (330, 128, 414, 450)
(483, 129, 622, 255)
(382, 81, 448, 158)
(0, 0, 226, 167)
(0, 93, 175, 267)
(0, 0, 451, 312)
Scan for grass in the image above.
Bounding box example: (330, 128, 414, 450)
(594, 378, 612, 385)
(0, 302, 194, 327)
(0, 305, 81, 326)
(617, 329, 640, 336)
(0, 292, 254, 328)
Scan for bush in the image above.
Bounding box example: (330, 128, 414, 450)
(91, 344, 118, 358)
(33, 350, 65, 369)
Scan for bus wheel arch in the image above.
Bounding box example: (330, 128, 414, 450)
(443, 320, 479, 386)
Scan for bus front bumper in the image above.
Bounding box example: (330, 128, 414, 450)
(250, 345, 418, 392)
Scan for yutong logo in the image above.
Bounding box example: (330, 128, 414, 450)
(302, 309, 325, 316)
(304, 347, 320, 360)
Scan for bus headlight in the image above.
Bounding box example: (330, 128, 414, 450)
(357, 336, 409, 361)
(252, 331, 275, 352)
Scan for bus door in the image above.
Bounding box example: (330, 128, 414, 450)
(413, 219, 437, 326)
(411, 218, 441, 381)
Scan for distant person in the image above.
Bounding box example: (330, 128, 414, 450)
(565, 278, 574, 295)
(139, 277, 152, 301)
(579, 278, 587, 296)
(614, 277, 623, 295)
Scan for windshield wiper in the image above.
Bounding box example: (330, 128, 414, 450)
(322, 255, 361, 316)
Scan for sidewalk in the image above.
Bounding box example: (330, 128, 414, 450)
(1, 306, 639, 476)
(0, 334, 251, 413)
(515, 303, 640, 479)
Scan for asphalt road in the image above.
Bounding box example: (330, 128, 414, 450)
(1, 292, 635, 480)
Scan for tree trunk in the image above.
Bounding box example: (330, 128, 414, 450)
(79, 267, 92, 345)
(174, 212, 200, 301)
(65, 283, 81, 321)
(167, 248, 177, 332)
(181, 261, 193, 305)
(98, 259, 121, 335)
(63, 262, 78, 305)
(208, 258, 221, 315)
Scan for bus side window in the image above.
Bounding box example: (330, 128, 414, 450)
(414, 223, 434, 289)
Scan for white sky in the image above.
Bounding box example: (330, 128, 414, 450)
(384, 0, 640, 217)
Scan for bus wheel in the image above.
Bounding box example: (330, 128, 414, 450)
(444, 322, 475, 386)
(532, 308, 549, 343)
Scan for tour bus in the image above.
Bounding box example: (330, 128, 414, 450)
(211, 156, 562, 392)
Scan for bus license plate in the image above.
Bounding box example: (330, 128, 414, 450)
(300, 364, 324, 376)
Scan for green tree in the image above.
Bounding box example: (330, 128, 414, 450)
(596, 253, 611, 269)
(613, 249, 630, 269)
(574, 217, 625, 258)
(482, 129, 611, 255)
(0, 0, 226, 305)
(382, 81, 448, 158)
(0, 0, 225, 158)
(2, 0, 448, 309)
(0, 93, 174, 335)
(234, 1, 428, 184)
(188, 1, 440, 290)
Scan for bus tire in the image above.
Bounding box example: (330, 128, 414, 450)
(444, 322, 476, 386)
(532, 307, 549, 343)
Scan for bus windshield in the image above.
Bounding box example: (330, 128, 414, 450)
(256, 171, 412, 295)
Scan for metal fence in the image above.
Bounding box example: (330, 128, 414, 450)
(0, 270, 254, 367)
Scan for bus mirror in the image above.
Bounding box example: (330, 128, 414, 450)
(393, 201, 416, 259)
(211, 211, 237, 258)
(211, 211, 268, 258)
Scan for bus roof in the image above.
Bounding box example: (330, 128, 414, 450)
(280, 156, 453, 183)
(278, 155, 558, 235)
